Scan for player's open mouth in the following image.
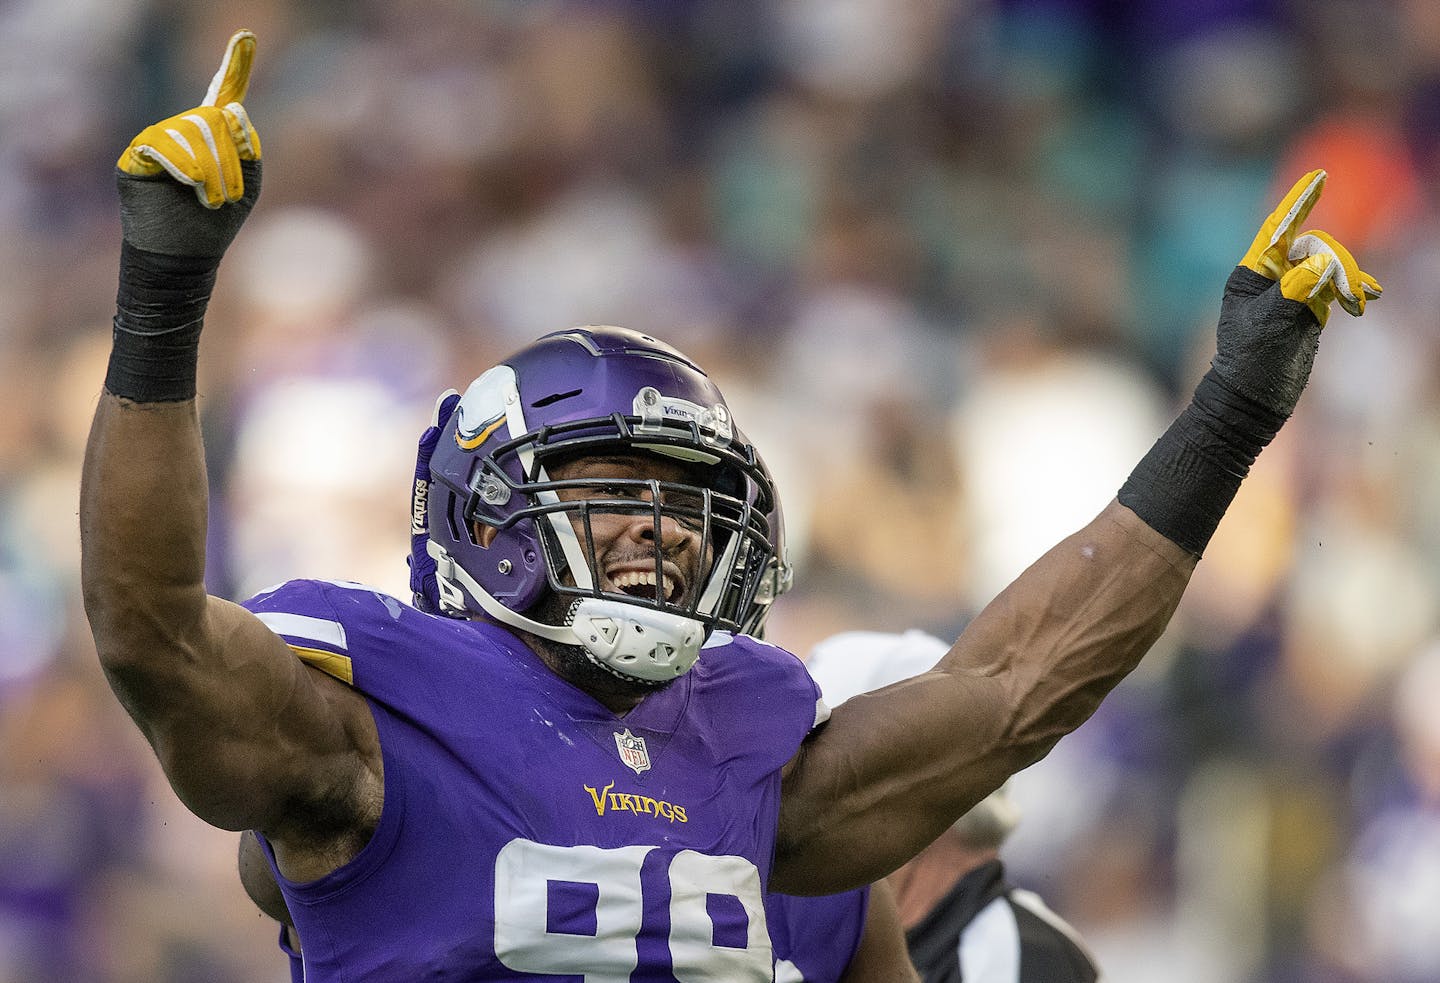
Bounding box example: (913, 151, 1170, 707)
(608, 568, 682, 604)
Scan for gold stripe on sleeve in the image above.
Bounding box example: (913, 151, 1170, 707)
(287, 644, 355, 685)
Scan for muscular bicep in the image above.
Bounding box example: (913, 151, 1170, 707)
(82, 396, 378, 840)
(773, 501, 1194, 893)
(100, 594, 378, 836)
(774, 665, 1013, 893)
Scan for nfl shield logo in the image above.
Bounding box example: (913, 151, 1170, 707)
(614, 728, 651, 775)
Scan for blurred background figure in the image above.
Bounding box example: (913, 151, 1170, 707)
(3, 1, 1434, 978)
(806, 630, 1099, 982)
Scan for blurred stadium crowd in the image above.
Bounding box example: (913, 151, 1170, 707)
(2, 0, 1440, 980)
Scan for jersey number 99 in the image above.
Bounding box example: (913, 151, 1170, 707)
(494, 839, 772, 981)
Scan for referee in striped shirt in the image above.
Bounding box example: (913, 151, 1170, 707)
(806, 630, 1100, 982)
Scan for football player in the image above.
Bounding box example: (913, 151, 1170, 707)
(234, 428, 919, 982)
(81, 31, 1379, 981)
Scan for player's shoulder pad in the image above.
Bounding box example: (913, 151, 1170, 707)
(699, 630, 830, 735)
(242, 577, 412, 619)
(700, 629, 807, 677)
(241, 578, 416, 686)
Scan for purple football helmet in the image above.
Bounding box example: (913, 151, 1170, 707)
(426, 326, 778, 683)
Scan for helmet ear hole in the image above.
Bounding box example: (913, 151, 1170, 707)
(472, 521, 498, 549)
(445, 492, 465, 543)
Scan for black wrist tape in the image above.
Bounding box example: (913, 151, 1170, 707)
(1118, 370, 1287, 556)
(105, 241, 221, 402)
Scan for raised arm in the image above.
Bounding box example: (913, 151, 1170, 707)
(79, 32, 380, 865)
(773, 171, 1382, 894)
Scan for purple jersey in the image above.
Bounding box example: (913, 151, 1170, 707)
(281, 890, 870, 983)
(243, 579, 825, 982)
(768, 888, 870, 983)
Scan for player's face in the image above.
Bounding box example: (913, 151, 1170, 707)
(545, 453, 713, 608)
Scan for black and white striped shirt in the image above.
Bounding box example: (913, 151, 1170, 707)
(906, 860, 1099, 983)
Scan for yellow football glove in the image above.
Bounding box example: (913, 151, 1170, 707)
(1118, 170, 1385, 557)
(117, 30, 261, 209)
(1238, 168, 1383, 325)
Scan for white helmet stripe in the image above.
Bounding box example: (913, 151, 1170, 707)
(501, 376, 594, 590)
(695, 525, 741, 613)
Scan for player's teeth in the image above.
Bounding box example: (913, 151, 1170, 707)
(611, 570, 675, 598)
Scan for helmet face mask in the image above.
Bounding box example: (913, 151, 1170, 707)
(425, 327, 777, 684)
(737, 455, 792, 638)
(480, 442, 766, 626)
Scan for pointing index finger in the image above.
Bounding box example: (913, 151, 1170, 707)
(1268, 169, 1326, 247)
(1240, 169, 1327, 277)
(203, 30, 257, 108)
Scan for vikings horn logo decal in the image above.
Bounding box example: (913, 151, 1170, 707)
(454, 366, 516, 450)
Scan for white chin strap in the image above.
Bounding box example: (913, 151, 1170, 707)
(428, 542, 705, 683)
